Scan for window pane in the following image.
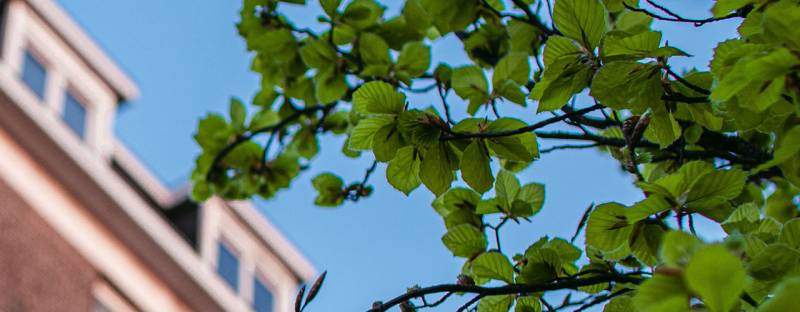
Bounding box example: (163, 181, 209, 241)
(63, 92, 86, 138)
(253, 278, 273, 312)
(22, 51, 47, 99)
(216, 242, 239, 291)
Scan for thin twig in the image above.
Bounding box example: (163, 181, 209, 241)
(541, 143, 602, 154)
(624, 1, 746, 26)
(571, 203, 595, 243)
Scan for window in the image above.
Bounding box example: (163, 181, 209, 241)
(63, 91, 87, 138)
(21, 50, 47, 99)
(216, 241, 240, 291)
(253, 277, 274, 312)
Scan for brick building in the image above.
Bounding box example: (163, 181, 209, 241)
(0, 0, 315, 311)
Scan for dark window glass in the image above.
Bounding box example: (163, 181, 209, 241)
(253, 277, 273, 312)
(217, 242, 239, 291)
(22, 51, 47, 99)
(63, 91, 86, 138)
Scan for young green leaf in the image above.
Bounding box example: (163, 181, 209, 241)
(553, 0, 608, 49)
(585, 203, 632, 258)
(452, 66, 490, 115)
(472, 252, 515, 283)
(442, 224, 487, 258)
(461, 140, 494, 194)
(352, 81, 406, 115)
(632, 274, 690, 312)
(386, 146, 422, 195)
(420, 142, 457, 196)
(396, 42, 431, 78)
(685, 245, 746, 312)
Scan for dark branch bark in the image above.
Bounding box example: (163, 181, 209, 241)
(367, 274, 642, 312)
(624, 1, 748, 26)
(441, 104, 604, 141)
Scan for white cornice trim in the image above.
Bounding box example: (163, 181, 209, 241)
(22, 0, 139, 101)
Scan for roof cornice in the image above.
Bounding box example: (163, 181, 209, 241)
(23, 0, 139, 101)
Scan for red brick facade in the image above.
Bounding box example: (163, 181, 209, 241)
(0, 179, 97, 312)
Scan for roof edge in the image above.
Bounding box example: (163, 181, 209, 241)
(24, 0, 139, 101)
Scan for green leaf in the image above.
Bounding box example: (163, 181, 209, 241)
(249, 109, 279, 131)
(659, 230, 703, 267)
(359, 32, 391, 66)
(195, 113, 233, 153)
(712, 0, 752, 18)
(492, 52, 531, 86)
(477, 295, 514, 312)
(602, 31, 664, 60)
(531, 58, 593, 112)
(486, 118, 539, 162)
(686, 168, 746, 209)
(747, 243, 800, 281)
(396, 110, 441, 147)
(461, 140, 494, 193)
(553, 0, 608, 49)
(754, 125, 800, 172)
(629, 222, 665, 266)
(763, 1, 800, 51)
(590, 61, 662, 112)
(229, 97, 246, 131)
(349, 115, 394, 150)
(685, 245, 746, 312)
(314, 67, 348, 103)
(420, 142, 457, 196)
(312, 173, 345, 207)
(396, 42, 431, 78)
(442, 224, 487, 258)
(755, 277, 800, 312)
(352, 81, 406, 115)
(604, 296, 633, 312)
(646, 109, 681, 148)
(452, 66, 490, 115)
(780, 218, 800, 250)
(341, 0, 384, 30)
(299, 38, 338, 69)
(721, 203, 760, 234)
(626, 195, 672, 222)
(586, 203, 632, 258)
(372, 123, 404, 162)
(386, 146, 421, 195)
(495, 170, 521, 210)
(508, 20, 539, 56)
(472, 252, 515, 283)
(515, 296, 542, 312)
(633, 274, 690, 312)
(320, 0, 341, 16)
(515, 183, 545, 217)
(615, 9, 653, 34)
(543, 36, 581, 67)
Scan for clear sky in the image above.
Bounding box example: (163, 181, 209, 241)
(57, 1, 737, 310)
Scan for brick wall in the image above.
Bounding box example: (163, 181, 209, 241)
(0, 179, 97, 312)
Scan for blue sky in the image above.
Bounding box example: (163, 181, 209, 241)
(58, 1, 737, 310)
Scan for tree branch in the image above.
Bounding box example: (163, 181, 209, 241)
(624, 1, 748, 27)
(441, 104, 603, 141)
(367, 274, 642, 312)
(207, 103, 335, 181)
